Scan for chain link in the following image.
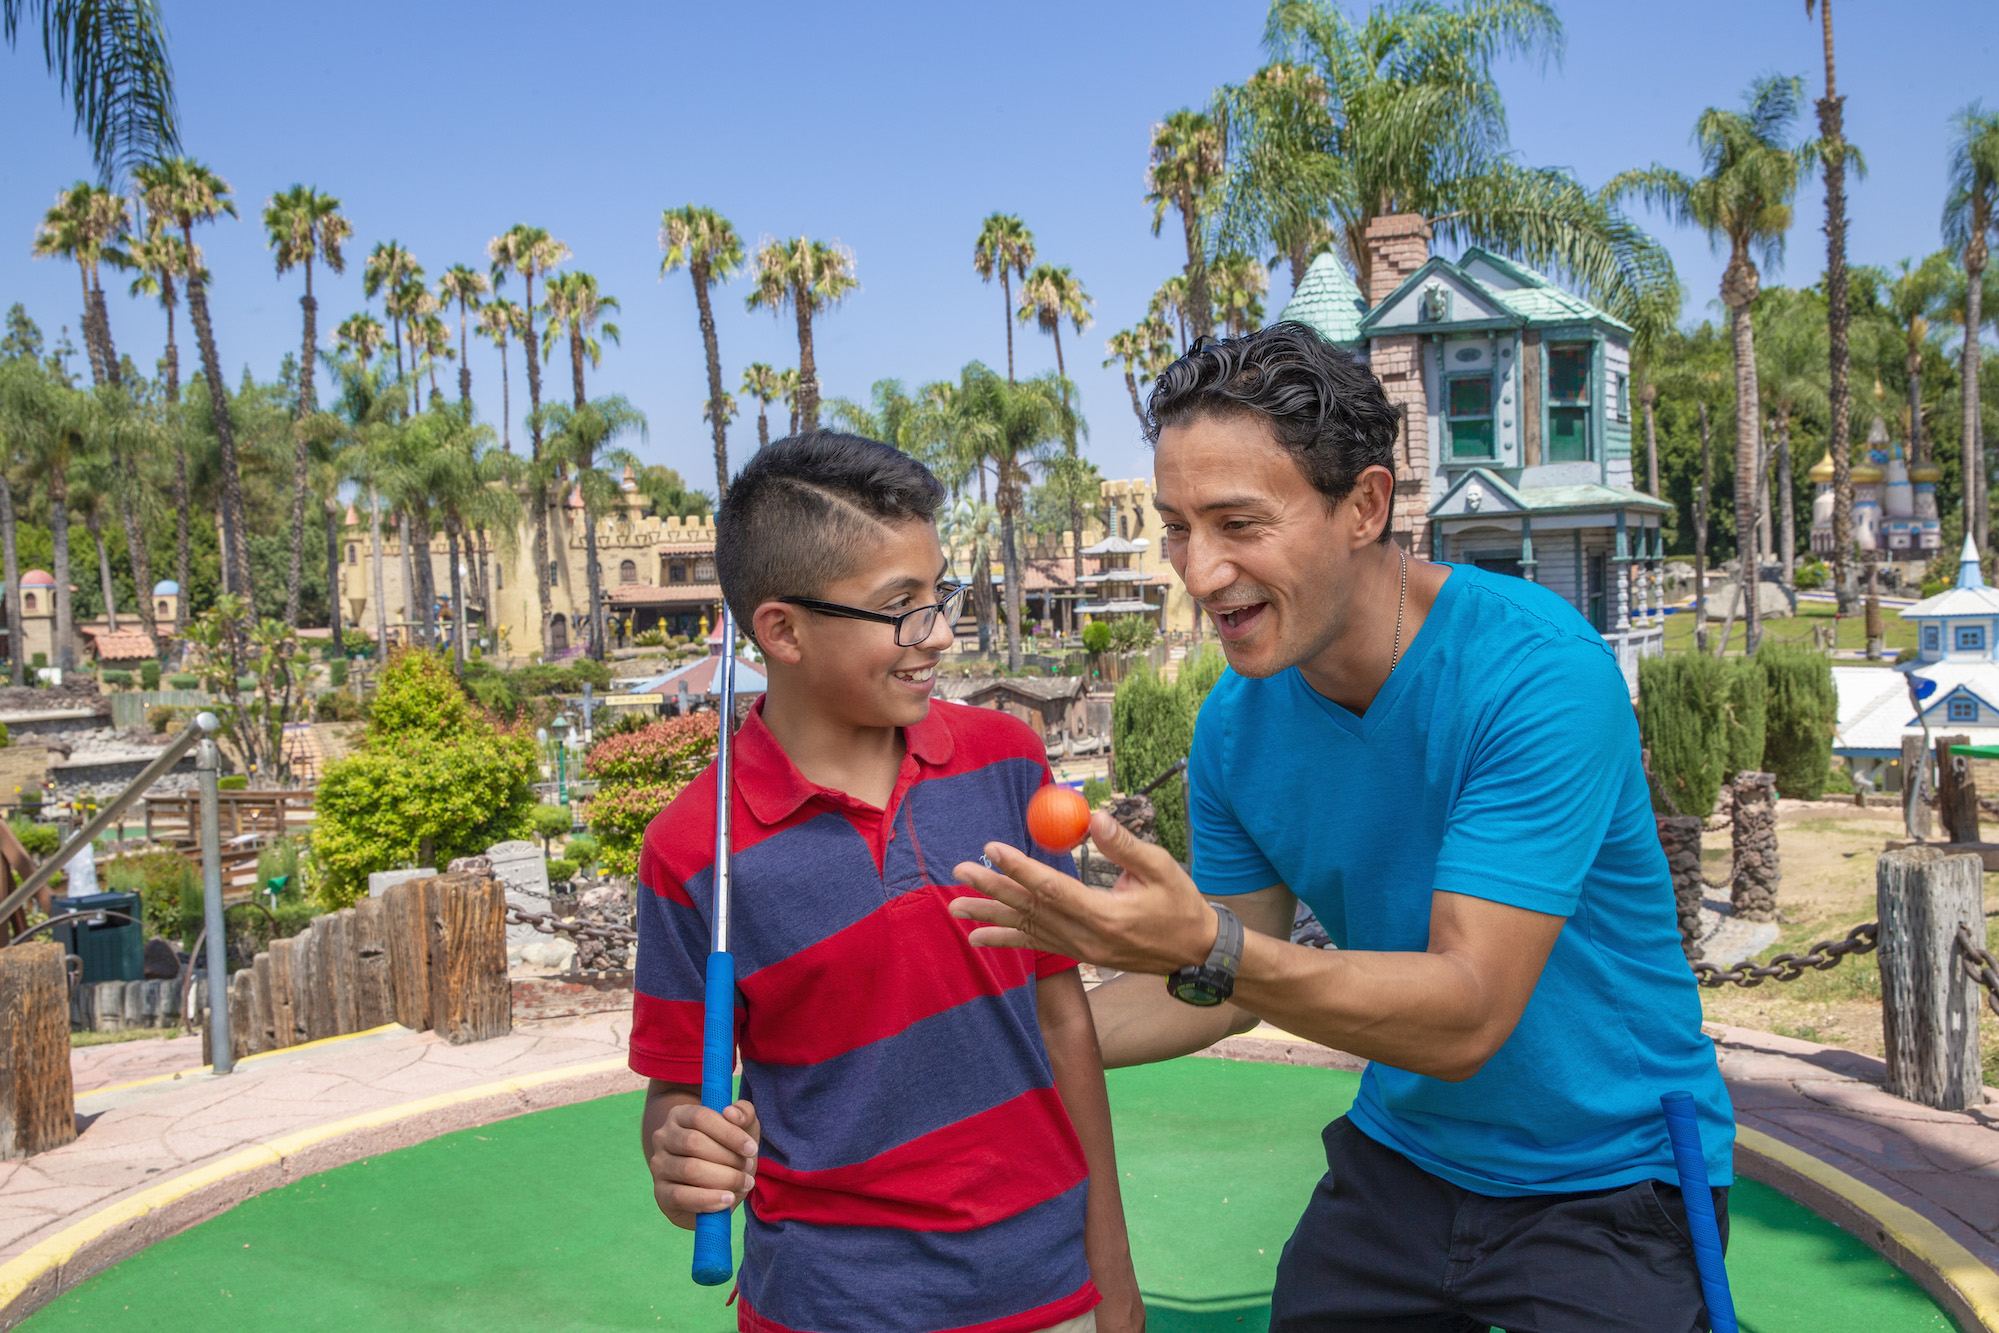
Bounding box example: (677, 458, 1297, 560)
(504, 905, 637, 946)
(1956, 923, 1999, 1019)
(1691, 921, 1878, 988)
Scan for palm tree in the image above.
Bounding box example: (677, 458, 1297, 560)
(122, 219, 190, 608)
(1943, 104, 1999, 552)
(363, 241, 421, 384)
(540, 271, 620, 410)
(1104, 320, 1177, 430)
(1608, 76, 1816, 655)
(436, 264, 489, 405)
(1876, 253, 1956, 465)
(1654, 322, 1733, 653)
(660, 206, 744, 500)
(1150, 276, 1191, 352)
(136, 157, 251, 602)
(3, 0, 178, 178)
(779, 367, 800, 435)
(328, 353, 398, 653)
(974, 215, 1036, 380)
(6, 369, 86, 668)
(88, 383, 164, 647)
(32, 182, 128, 386)
(543, 396, 645, 662)
(1017, 263, 1094, 592)
(1148, 110, 1225, 342)
(740, 362, 782, 450)
(1219, 1, 1674, 328)
(1805, 0, 1857, 612)
(489, 224, 569, 654)
(475, 297, 522, 450)
(264, 184, 350, 629)
(748, 238, 857, 432)
(1753, 288, 1828, 591)
(1209, 252, 1268, 336)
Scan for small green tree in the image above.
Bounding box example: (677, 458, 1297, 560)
(1081, 621, 1111, 655)
(1759, 641, 1835, 797)
(1722, 656, 1768, 780)
(1112, 666, 1197, 860)
(370, 648, 477, 739)
(1637, 653, 1730, 816)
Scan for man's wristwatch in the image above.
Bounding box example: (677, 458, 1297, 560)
(1167, 902, 1243, 1006)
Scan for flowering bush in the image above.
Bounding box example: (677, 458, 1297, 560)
(585, 780, 683, 877)
(584, 713, 718, 786)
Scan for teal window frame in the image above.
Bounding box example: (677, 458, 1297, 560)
(1956, 624, 1986, 652)
(1547, 343, 1593, 463)
(1923, 624, 1941, 652)
(1949, 697, 1978, 722)
(1446, 374, 1496, 460)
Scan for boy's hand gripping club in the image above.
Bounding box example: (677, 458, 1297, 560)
(692, 605, 740, 1287)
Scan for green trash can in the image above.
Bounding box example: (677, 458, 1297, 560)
(52, 890, 145, 985)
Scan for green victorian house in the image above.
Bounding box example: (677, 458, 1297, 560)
(1280, 214, 1671, 693)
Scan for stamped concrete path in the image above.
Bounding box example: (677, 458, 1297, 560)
(3, 1012, 1997, 1330)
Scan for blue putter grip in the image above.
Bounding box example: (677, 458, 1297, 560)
(691, 950, 737, 1286)
(1661, 1092, 1737, 1333)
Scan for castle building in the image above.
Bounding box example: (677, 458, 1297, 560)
(1809, 417, 1939, 564)
(1280, 216, 1670, 691)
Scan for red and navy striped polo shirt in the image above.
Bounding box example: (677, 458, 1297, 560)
(631, 698, 1097, 1333)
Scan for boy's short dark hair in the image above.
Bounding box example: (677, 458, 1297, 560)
(1145, 322, 1401, 541)
(715, 431, 947, 631)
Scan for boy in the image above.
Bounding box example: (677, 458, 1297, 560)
(633, 433, 1143, 1333)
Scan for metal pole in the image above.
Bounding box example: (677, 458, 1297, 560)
(197, 733, 231, 1074)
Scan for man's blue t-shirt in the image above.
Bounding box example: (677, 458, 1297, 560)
(1190, 563, 1733, 1195)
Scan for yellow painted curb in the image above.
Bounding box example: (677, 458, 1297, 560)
(0, 1055, 629, 1315)
(1737, 1125, 1999, 1332)
(77, 1023, 409, 1101)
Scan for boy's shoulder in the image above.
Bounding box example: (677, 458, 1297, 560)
(918, 697, 1052, 774)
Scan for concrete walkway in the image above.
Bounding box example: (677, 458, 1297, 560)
(2, 1014, 1996, 1330)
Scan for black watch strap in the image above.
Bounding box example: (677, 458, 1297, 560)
(1166, 902, 1244, 1007)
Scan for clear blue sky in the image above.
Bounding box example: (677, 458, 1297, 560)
(2, 1, 1994, 490)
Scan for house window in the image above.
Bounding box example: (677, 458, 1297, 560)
(1548, 344, 1592, 462)
(695, 559, 716, 582)
(1956, 625, 1986, 652)
(548, 561, 560, 587)
(1447, 377, 1494, 460)
(1614, 372, 1629, 422)
(1949, 698, 1978, 723)
(347, 543, 358, 565)
(619, 559, 638, 585)
(668, 561, 687, 584)
(1923, 625, 1941, 651)
(495, 563, 503, 590)
(1587, 553, 1607, 632)
(21, 594, 33, 612)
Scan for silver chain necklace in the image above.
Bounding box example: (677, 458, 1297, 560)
(1389, 544, 1409, 674)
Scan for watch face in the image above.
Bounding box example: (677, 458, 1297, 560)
(1169, 973, 1225, 1007)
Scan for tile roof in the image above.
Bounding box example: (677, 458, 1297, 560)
(622, 654, 767, 696)
(82, 628, 157, 660)
(936, 675, 1086, 703)
(606, 581, 723, 605)
(1277, 252, 1369, 346)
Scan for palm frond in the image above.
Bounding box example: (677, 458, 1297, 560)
(5, 0, 179, 181)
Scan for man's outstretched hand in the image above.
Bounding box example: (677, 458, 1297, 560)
(950, 810, 1219, 975)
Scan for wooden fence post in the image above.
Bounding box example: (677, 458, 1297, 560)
(328, 908, 358, 1036)
(1900, 733, 1933, 840)
(1933, 734, 1976, 843)
(0, 941, 76, 1158)
(353, 896, 391, 1030)
(251, 951, 275, 1053)
(382, 879, 431, 1031)
(435, 875, 510, 1044)
(267, 936, 298, 1051)
(1877, 846, 1986, 1110)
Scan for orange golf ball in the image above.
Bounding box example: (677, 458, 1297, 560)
(1026, 784, 1092, 852)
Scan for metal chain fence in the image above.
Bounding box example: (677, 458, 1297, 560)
(1690, 922, 1878, 988)
(1957, 923, 1999, 1019)
(505, 905, 637, 947)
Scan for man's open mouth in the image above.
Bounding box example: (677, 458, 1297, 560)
(1209, 603, 1269, 638)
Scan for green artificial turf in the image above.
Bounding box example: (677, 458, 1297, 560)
(23, 1060, 1958, 1332)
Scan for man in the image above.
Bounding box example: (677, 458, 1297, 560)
(952, 324, 1734, 1332)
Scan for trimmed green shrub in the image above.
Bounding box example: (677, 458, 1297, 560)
(1081, 777, 1111, 807)
(101, 669, 133, 687)
(371, 649, 476, 739)
(30, 652, 45, 669)
(1112, 666, 1198, 861)
(9, 821, 59, 858)
(146, 705, 176, 734)
(218, 775, 249, 791)
(1759, 641, 1836, 798)
(564, 834, 599, 869)
(167, 672, 199, 690)
(1637, 653, 1730, 817)
(140, 661, 160, 691)
(104, 849, 197, 940)
(1181, 646, 1228, 708)
(546, 858, 579, 884)
(0, 721, 9, 748)
(530, 803, 573, 849)
(1081, 621, 1111, 655)
(328, 658, 347, 689)
(1721, 656, 1767, 781)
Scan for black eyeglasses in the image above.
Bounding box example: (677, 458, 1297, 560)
(777, 583, 970, 646)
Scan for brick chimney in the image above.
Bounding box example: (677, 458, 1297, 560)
(1365, 213, 1432, 306)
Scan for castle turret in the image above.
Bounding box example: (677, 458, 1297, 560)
(1809, 451, 1836, 556)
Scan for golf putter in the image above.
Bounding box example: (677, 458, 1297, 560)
(1661, 1091, 1737, 1333)
(692, 604, 740, 1287)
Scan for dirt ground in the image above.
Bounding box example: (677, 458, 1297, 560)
(1697, 798, 1999, 1085)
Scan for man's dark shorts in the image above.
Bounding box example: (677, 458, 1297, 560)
(1271, 1118, 1729, 1333)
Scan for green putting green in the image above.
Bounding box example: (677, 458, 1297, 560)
(22, 1060, 1958, 1332)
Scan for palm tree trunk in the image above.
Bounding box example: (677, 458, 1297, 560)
(87, 511, 117, 632)
(794, 297, 820, 432)
(498, 337, 512, 451)
(971, 535, 993, 656)
(1965, 247, 1987, 553)
(369, 486, 388, 653)
(1729, 296, 1763, 652)
(77, 267, 106, 386)
(523, 273, 554, 654)
(446, 517, 466, 673)
(1002, 271, 1016, 382)
(51, 480, 73, 672)
(182, 231, 253, 604)
(692, 261, 731, 500)
(1908, 343, 1925, 462)
(474, 526, 490, 642)
(1642, 385, 1660, 496)
(1181, 195, 1214, 342)
(0, 474, 20, 685)
(999, 480, 1023, 672)
(118, 483, 157, 648)
(413, 513, 438, 648)
(582, 492, 605, 662)
(1055, 327, 1086, 631)
(399, 513, 417, 646)
(1124, 370, 1146, 429)
(89, 280, 120, 388)
(457, 305, 472, 405)
(569, 323, 586, 409)
(1695, 402, 1711, 655)
(757, 405, 769, 451)
(162, 294, 189, 646)
(1778, 417, 1796, 591)
(286, 278, 317, 628)
(1818, 9, 1856, 613)
(323, 499, 342, 658)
